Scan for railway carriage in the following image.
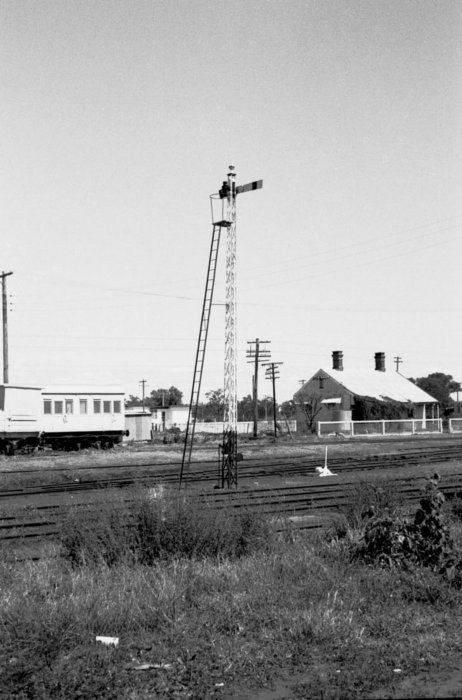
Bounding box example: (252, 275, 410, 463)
(41, 385, 126, 450)
(0, 384, 43, 454)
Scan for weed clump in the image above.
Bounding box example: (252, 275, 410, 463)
(59, 495, 136, 567)
(351, 475, 462, 584)
(59, 488, 272, 567)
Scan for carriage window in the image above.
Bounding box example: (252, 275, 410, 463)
(103, 401, 111, 413)
(44, 400, 52, 414)
(113, 401, 121, 414)
(80, 399, 87, 414)
(94, 400, 101, 414)
(54, 401, 63, 414)
(65, 399, 73, 414)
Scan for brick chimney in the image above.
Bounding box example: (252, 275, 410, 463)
(375, 352, 386, 372)
(332, 350, 344, 371)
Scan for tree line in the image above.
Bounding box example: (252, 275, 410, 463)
(124, 373, 460, 427)
(125, 386, 296, 421)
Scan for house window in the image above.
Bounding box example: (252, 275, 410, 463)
(44, 400, 52, 414)
(54, 401, 63, 414)
(103, 401, 111, 413)
(113, 401, 121, 414)
(153, 409, 158, 418)
(80, 399, 88, 414)
(94, 400, 101, 414)
(65, 399, 73, 414)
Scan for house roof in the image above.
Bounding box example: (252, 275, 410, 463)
(297, 369, 437, 404)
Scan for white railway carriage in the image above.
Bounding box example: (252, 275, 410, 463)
(0, 384, 42, 454)
(41, 385, 126, 449)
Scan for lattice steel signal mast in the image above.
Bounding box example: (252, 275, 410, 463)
(179, 166, 262, 488)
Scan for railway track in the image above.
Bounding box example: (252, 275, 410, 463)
(3, 465, 462, 557)
(2, 441, 462, 559)
(2, 442, 462, 498)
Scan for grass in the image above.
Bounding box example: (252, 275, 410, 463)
(2, 484, 462, 698)
(58, 487, 272, 566)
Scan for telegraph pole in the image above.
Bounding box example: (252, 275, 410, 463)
(139, 379, 147, 410)
(394, 356, 403, 373)
(246, 338, 271, 438)
(1, 271, 13, 383)
(262, 361, 283, 439)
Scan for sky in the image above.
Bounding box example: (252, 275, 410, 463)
(1, 0, 461, 404)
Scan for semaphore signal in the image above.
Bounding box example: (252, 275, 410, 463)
(180, 167, 263, 489)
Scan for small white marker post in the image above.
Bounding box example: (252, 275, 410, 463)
(316, 445, 337, 477)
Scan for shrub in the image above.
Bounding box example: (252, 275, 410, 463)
(134, 493, 271, 563)
(334, 479, 404, 535)
(162, 428, 182, 444)
(352, 475, 462, 585)
(59, 488, 273, 567)
(59, 495, 136, 567)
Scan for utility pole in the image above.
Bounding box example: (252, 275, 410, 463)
(139, 379, 147, 411)
(394, 356, 403, 373)
(1, 271, 13, 383)
(262, 361, 283, 439)
(246, 338, 271, 438)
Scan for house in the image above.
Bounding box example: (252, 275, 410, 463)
(165, 405, 189, 429)
(150, 405, 190, 432)
(294, 351, 438, 434)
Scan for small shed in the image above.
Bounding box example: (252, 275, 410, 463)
(150, 405, 190, 431)
(125, 407, 152, 441)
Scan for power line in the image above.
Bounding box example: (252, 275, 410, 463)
(240, 220, 462, 279)
(240, 230, 462, 292)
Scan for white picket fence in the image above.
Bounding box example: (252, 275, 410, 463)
(317, 418, 443, 437)
(171, 420, 296, 434)
(449, 418, 462, 433)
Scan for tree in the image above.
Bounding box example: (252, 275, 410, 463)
(237, 394, 255, 421)
(125, 394, 143, 408)
(410, 373, 460, 415)
(147, 386, 183, 408)
(280, 399, 297, 419)
(204, 388, 225, 421)
(296, 396, 323, 433)
(259, 395, 274, 421)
